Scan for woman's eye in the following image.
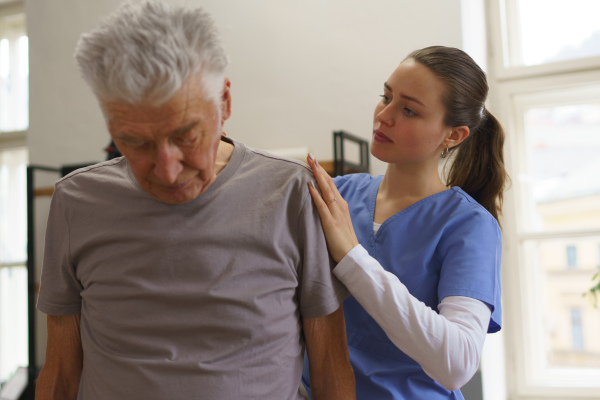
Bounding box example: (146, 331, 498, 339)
(404, 108, 417, 117)
(379, 94, 391, 104)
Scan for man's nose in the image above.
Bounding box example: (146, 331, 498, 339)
(154, 143, 184, 185)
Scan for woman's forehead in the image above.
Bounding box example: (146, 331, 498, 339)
(387, 59, 446, 107)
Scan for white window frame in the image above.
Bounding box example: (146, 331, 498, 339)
(491, 0, 600, 81)
(488, 1, 600, 398)
(0, 1, 28, 386)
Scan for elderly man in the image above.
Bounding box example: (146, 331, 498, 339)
(35, 1, 355, 399)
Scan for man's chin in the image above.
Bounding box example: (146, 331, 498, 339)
(148, 182, 210, 204)
(153, 193, 197, 205)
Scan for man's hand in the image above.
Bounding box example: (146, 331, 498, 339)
(36, 315, 83, 400)
(304, 306, 356, 399)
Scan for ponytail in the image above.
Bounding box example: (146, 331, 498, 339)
(446, 109, 507, 225)
(405, 46, 509, 226)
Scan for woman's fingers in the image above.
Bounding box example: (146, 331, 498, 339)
(306, 154, 360, 263)
(306, 154, 333, 220)
(308, 181, 332, 221)
(307, 153, 335, 204)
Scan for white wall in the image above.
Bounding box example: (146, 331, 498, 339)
(26, 0, 465, 175)
(25, 0, 466, 365)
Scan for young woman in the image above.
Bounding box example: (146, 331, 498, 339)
(301, 46, 507, 399)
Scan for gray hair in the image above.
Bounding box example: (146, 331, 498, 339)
(75, 0, 229, 105)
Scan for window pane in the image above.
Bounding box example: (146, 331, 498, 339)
(0, 148, 27, 264)
(513, 0, 600, 66)
(0, 39, 8, 78)
(0, 14, 28, 132)
(524, 237, 600, 371)
(570, 309, 584, 352)
(0, 147, 28, 384)
(566, 245, 578, 269)
(522, 102, 600, 232)
(0, 265, 28, 384)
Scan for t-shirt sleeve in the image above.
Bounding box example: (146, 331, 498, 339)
(437, 210, 502, 333)
(296, 181, 349, 319)
(37, 184, 83, 316)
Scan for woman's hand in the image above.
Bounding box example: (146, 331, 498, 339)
(307, 154, 359, 263)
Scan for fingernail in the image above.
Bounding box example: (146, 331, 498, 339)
(308, 181, 315, 190)
(308, 153, 319, 168)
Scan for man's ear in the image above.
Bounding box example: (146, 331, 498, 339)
(444, 126, 470, 149)
(220, 77, 232, 124)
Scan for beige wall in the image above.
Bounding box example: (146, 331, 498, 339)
(25, 0, 469, 366)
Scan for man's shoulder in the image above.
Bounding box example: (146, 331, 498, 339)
(54, 157, 130, 195)
(237, 144, 313, 182)
(58, 157, 126, 180)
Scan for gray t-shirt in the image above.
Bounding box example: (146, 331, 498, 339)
(37, 138, 348, 400)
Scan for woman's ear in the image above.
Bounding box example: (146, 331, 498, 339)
(444, 126, 470, 149)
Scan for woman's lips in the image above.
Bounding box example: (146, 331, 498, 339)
(373, 129, 393, 143)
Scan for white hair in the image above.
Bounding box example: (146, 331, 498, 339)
(75, 0, 229, 105)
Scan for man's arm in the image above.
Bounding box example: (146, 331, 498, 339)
(304, 305, 356, 400)
(36, 314, 83, 400)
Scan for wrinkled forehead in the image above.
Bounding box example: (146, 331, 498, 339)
(102, 87, 223, 138)
(100, 71, 223, 109)
(101, 75, 222, 121)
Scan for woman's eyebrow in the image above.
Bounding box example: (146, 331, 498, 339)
(384, 82, 426, 108)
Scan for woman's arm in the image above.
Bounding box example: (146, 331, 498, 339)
(305, 154, 490, 390)
(336, 245, 490, 390)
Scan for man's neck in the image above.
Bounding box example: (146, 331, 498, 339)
(214, 137, 234, 176)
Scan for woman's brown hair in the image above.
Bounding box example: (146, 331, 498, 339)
(406, 46, 508, 225)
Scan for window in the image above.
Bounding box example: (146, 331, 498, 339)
(0, 11, 27, 133)
(570, 309, 584, 352)
(0, 147, 28, 385)
(0, 4, 27, 387)
(566, 246, 578, 269)
(488, 0, 600, 398)
(503, 0, 600, 67)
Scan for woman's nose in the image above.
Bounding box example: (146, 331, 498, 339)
(375, 104, 394, 126)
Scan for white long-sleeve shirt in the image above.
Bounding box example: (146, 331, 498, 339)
(334, 244, 491, 391)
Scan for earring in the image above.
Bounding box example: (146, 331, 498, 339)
(441, 147, 449, 158)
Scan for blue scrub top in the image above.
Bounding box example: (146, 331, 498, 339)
(302, 174, 502, 399)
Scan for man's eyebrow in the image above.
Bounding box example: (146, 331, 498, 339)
(172, 121, 200, 136)
(384, 82, 426, 108)
(113, 133, 141, 141)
